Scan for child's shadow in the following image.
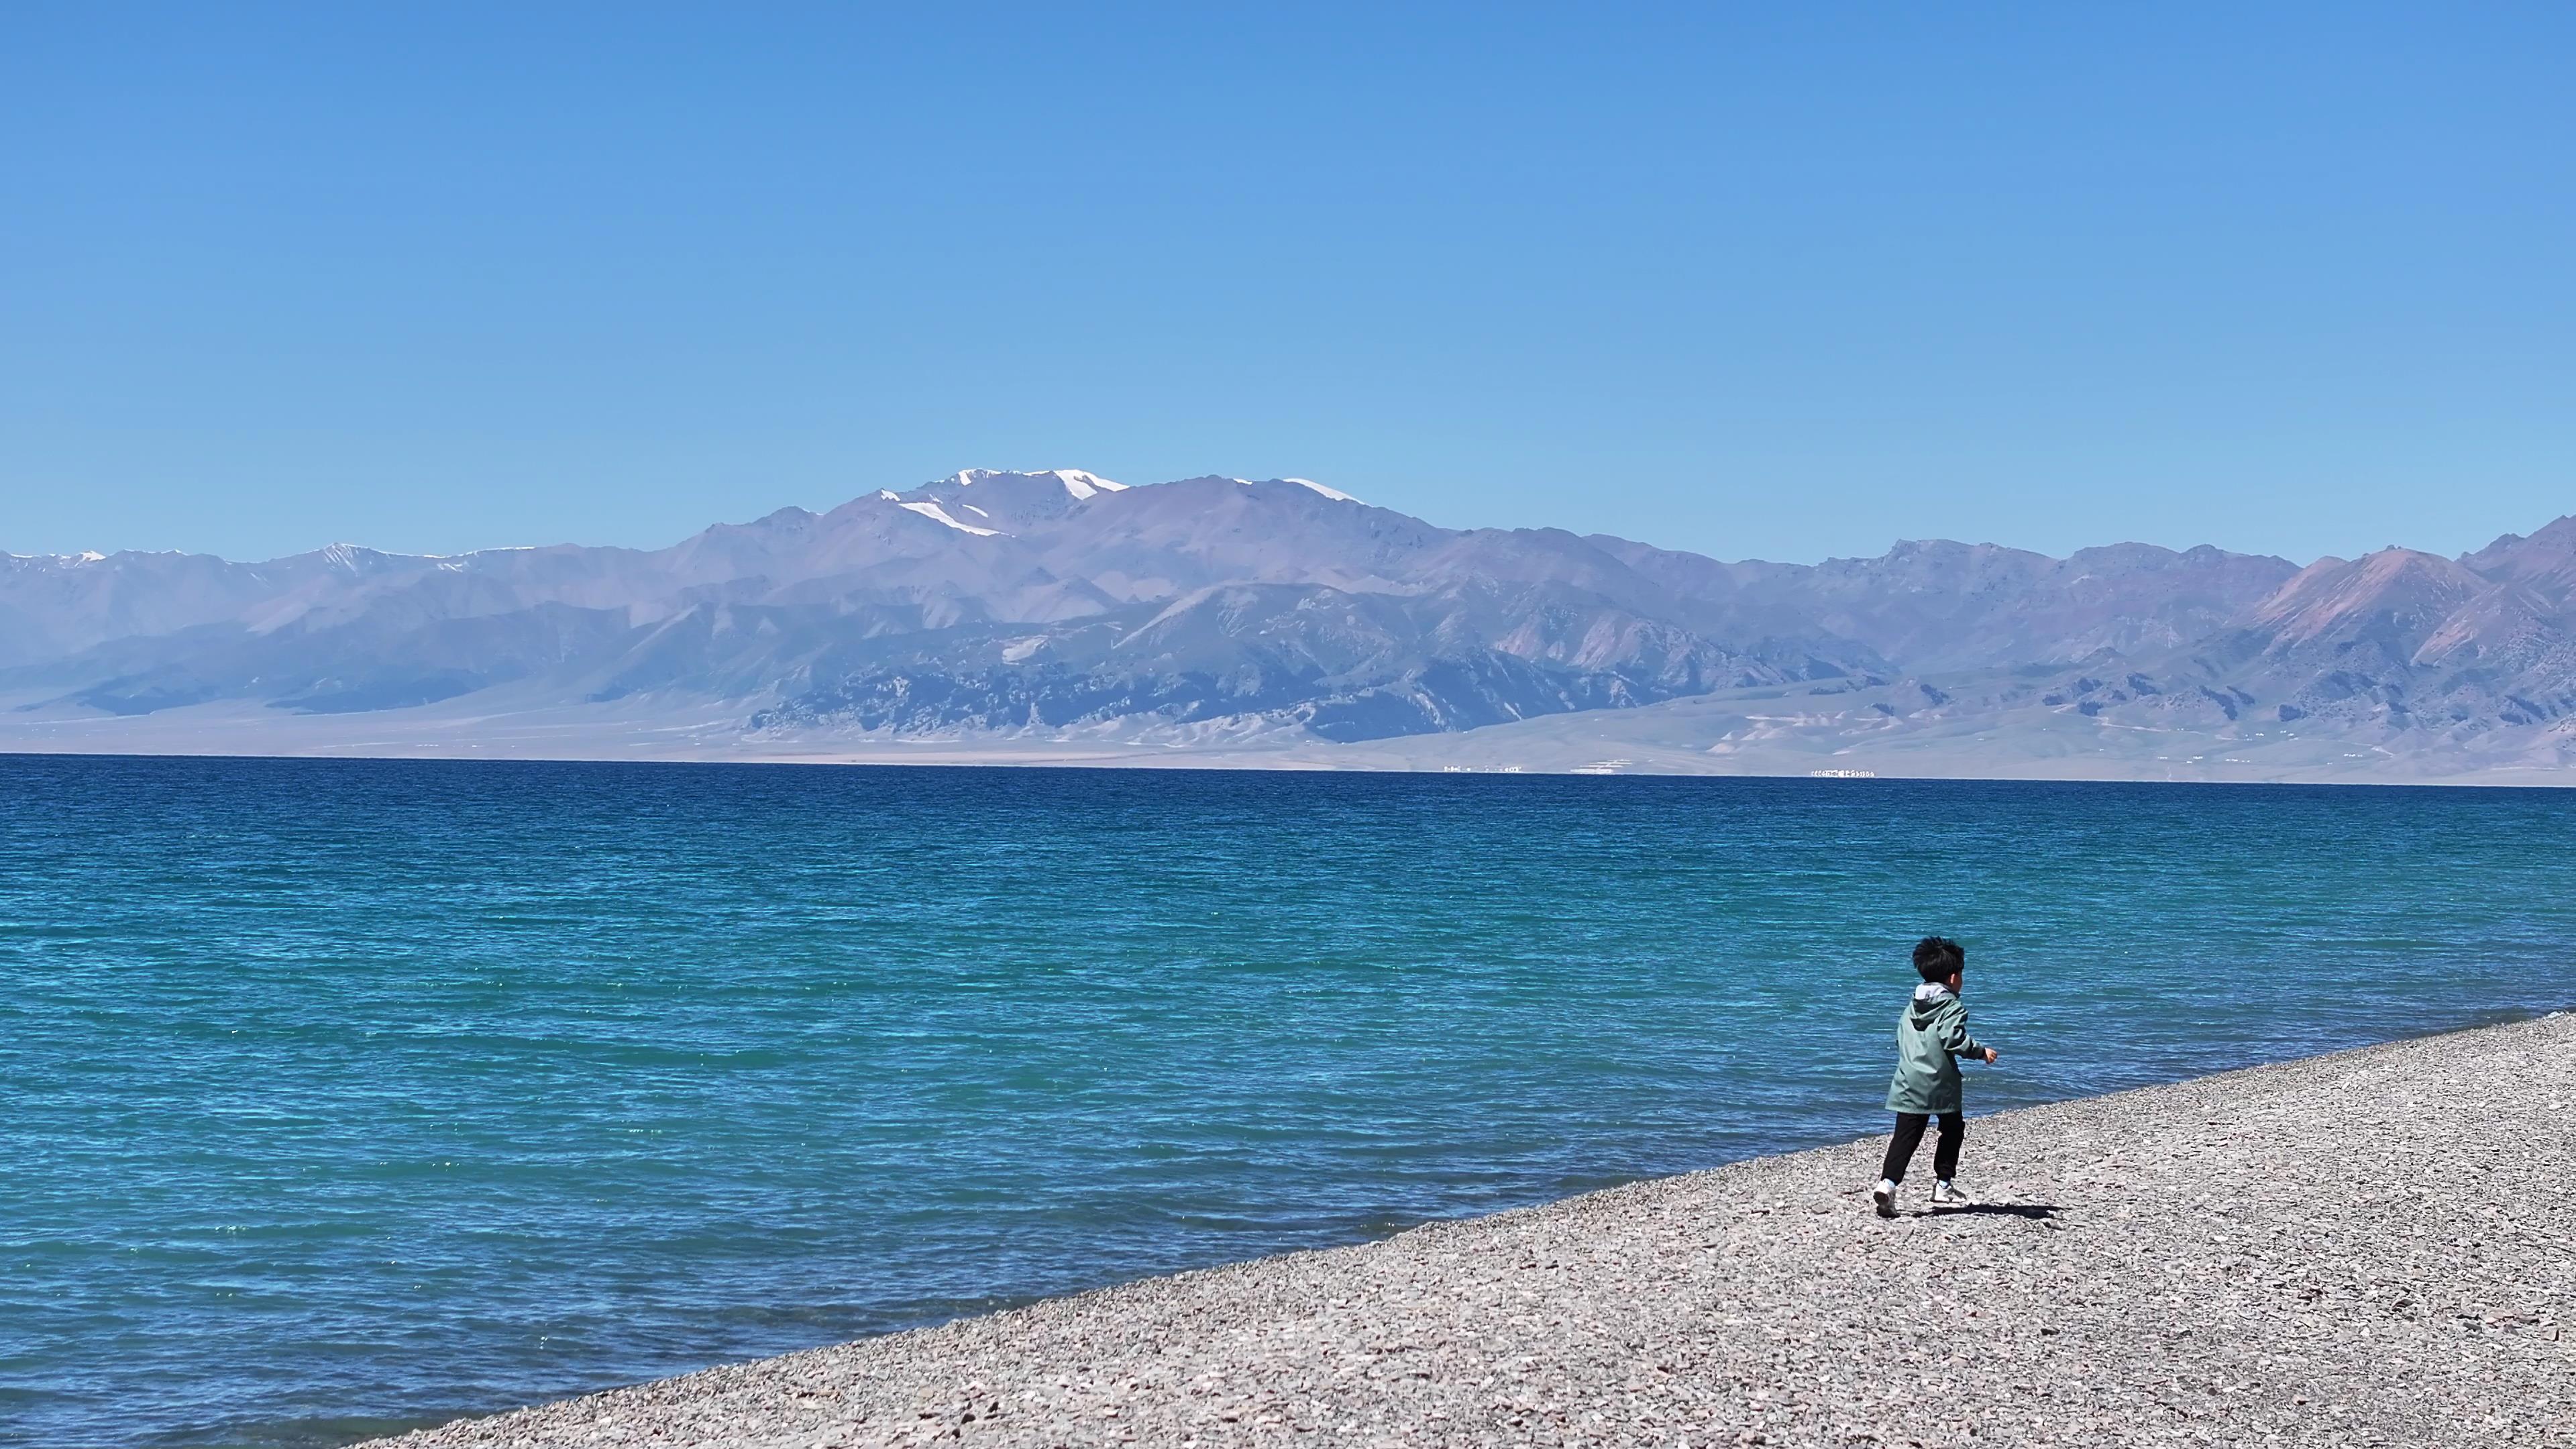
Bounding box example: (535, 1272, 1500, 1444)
(1924, 1203, 2059, 1220)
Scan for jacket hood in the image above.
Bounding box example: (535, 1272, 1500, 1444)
(1908, 981, 1955, 1022)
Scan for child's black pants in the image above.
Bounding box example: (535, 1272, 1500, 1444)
(1881, 1111, 1964, 1183)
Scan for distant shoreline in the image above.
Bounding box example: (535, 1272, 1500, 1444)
(368, 1012, 2576, 1448)
(5, 738, 2572, 789)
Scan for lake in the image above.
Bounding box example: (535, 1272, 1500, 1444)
(5, 755, 2570, 1447)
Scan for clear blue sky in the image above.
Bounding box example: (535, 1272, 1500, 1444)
(5, 4, 2569, 565)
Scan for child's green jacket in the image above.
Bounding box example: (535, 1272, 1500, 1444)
(1886, 983, 1989, 1115)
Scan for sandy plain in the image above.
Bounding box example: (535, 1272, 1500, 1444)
(5, 683, 2573, 786)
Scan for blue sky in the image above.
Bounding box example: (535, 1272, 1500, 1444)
(5, 5, 2569, 564)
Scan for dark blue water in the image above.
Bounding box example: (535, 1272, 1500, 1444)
(4, 756, 2571, 1448)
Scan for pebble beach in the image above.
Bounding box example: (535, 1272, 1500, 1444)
(371, 1012, 2575, 1448)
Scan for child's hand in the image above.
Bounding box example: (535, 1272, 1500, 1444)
(1983, 1047, 2000, 1064)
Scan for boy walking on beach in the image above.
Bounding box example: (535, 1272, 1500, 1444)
(1872, 936, 1998, 1217)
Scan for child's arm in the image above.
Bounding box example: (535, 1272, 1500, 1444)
(1941, 1003, 2000, 1064)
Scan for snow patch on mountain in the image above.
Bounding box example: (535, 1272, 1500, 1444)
(898, 501, 1004, 537)
(1284, 478, 1359, 503)
(953, 468, 1127, 501)
(1232, 477, 1362, 504)
(13, 550, 117, 565)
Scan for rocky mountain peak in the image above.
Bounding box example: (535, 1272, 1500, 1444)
(4, 477, 2573, 769)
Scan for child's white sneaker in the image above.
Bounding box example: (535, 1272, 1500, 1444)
(1931, 1179, 1973, 1208)
(1871, 1178, 1898, 1218)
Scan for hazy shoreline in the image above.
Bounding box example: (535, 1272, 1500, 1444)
(366, 1012, 2576, 1448)
(3, 724, 2572, 790)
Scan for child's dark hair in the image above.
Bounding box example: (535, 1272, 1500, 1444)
(1913, 936, 1966, 982)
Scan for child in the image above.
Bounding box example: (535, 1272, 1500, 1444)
(1872, 935, 1999, 1217)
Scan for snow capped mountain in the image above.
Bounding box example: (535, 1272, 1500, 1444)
(885, 469, 1132, 535)
(3, 474, 2573, 773)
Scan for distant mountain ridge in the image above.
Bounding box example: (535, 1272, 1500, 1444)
(5, 469, 2573, 773)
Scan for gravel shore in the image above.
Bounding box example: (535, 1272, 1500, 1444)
(372, 1013, 2575, 1448)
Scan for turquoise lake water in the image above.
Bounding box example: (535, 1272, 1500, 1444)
(4, 755, 2572, 1448)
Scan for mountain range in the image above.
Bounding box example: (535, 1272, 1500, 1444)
(5, 469, 2574, 782)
